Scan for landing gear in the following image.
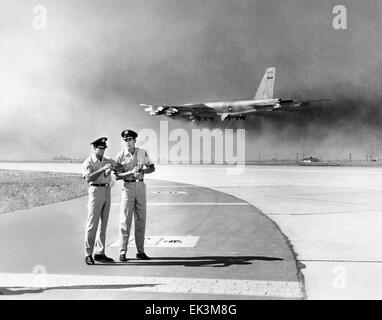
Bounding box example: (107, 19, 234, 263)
(191, 116, 201, 123)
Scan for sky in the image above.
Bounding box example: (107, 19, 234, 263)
(1, 0, 382, 161)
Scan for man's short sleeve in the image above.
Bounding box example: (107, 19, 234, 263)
(143, 150, 154, 166)
(82, 158, 92, 179)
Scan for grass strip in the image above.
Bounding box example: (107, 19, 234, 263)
(0, 169, 88, 214)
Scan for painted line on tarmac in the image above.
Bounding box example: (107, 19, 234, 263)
(147, 185, 199, 188)
(266, 195, 373, 207)
(300, 259, 382, 263)
(269, 210, 382, 216)
(0, 273, 303, 299)
(111, 202, 249, 206)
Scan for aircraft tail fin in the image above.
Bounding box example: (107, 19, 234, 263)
(254, 67, 276, 100)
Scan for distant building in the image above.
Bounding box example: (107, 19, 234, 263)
(52, 155, 73, 161)
(52, 155, 83, 163)
(367, 155, 377, 162)
(302, 156, 320, 163)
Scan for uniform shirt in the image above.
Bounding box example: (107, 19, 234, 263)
(82, 154, 115, 184)
(115, 147, 153, 180)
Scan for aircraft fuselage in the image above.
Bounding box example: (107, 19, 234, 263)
(204, 98, 280, 114)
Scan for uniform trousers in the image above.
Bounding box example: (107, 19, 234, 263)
(85, 186, 111, 256)
(119, 181, 147, 254)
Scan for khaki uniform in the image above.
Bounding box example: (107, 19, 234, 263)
(82, 154, 115, 256)
(115, 147, 153, 254)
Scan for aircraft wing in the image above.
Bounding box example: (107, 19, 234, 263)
(140, 103, 217, 121)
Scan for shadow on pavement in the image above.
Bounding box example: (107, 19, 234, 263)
(93, 255, 284, 267)
(0, 284, 157, 296)
(0, 256, 284, 295)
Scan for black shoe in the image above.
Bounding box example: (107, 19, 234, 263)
(136, 252, 150, 260)
(85, 255, 95, 265)
(94, 254, 114, 263)
(119, 254, 128, 262)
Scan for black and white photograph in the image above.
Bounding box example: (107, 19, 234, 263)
(1, 0, 382, 304)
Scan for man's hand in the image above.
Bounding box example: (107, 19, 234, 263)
(112, 166, 144, 180)
(102, 163, 112, 176)
(132, 166, 144, 179)
(102, 163, 112, 172)
(114, 168, 135, 180)
(86, 163, 113, 183)
(113, 172, 123, 180)
(130, 167, 139, 174)
(112, 163, 124, 173)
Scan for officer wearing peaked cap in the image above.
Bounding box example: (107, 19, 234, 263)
(91, 137, 108, 148)
(114, 129, 155, 261)
(82, 137, 116, 265)
(121, 129, 138, 139)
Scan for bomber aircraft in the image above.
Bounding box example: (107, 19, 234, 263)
(140, 67, 330, 122)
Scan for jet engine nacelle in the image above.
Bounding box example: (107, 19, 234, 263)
(153, 106, 166, 115)
(167, 107, 178, 115)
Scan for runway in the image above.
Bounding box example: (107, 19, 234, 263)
(1, 163, 382, 299)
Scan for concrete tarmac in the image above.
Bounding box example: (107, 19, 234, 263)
(149, 165, 382, 299)
(0, 178, 302, 299)
(2, 163, 381, 299)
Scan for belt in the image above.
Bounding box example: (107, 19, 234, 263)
(124, 179, 144, 182)
(90, 183, 110, 187)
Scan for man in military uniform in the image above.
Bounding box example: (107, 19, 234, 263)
(82, 137, 115, 265)
(114, 129, 155, 262)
